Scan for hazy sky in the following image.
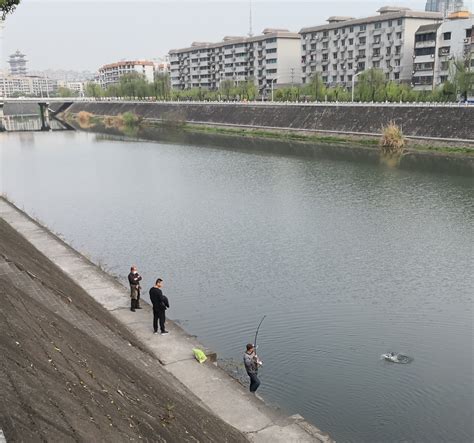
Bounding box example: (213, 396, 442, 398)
(0, 0, 453, 71)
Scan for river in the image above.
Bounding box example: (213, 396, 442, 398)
(1, 128, 472, 442)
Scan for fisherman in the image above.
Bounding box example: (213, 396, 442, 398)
(243, 343, 261, 393)
(128, 265, 142, 311)
(149, 278, 169, 335)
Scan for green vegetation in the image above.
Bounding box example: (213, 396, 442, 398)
(57, 87, 79, 98)
(174, 123, 472, 156)
(85, 64, 473, 103)
(1, 0, 20, 19)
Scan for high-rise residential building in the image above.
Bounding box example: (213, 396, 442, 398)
(168, 29, 302, 93)
(8, 50, 28, 76)
(0, 75, 58, 97)
(425, 0, 465, 15)
(412, 11, 473, 90)
(300, 7, 442, 88)
(98, 60, 155, 89)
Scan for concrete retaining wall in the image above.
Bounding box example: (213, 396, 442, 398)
(68, 102, 474, 141)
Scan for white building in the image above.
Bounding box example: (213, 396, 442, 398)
(300, 7, 442, 88)
(57, 80, 86, 95)
(413, 11, 474, 90)
(169, 29, 302, 93)
(0, 75, 58, 97)
(98, 60, 155, 89)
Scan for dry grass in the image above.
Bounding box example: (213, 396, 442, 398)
(76, 111, 95, 129)
(380, 122, 406, 156)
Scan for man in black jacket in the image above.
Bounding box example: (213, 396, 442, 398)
(128, 265, 142, 311)
(149, 278, 169, 335)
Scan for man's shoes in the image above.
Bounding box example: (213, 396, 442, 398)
(131, 308, 136, 312)
(136, 306, 142, 309)
(161, 331, 169, 335)
(153, 331, 158, 334)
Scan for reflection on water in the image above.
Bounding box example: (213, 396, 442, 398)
(3, 116, 69, 132)
(1, 130, 473, 443)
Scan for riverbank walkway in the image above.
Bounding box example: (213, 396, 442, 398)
(0, 197, 332, 442)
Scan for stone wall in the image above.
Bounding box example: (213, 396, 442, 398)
(67, 102, 474, 141)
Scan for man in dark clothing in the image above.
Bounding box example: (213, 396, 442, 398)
(243, 343, 261, 393)
(128, 265, 142, 311)
(149, 278, 169, 335)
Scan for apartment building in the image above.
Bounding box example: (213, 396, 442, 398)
(413, 12, 473, 90)
(98, 60, 155, 89)
(300, 7, 442, 88)
(0, 75, 58, 97)
(168, 29, 302, 92)
(425, 0, 465, 15)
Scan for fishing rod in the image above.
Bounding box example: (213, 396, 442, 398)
(253, 315, 266, 349)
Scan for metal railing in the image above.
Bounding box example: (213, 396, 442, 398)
(2, 97, 473, 107)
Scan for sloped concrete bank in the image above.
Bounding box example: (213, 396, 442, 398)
(66, 101, 474, 142)
(0, 197, 332, 443)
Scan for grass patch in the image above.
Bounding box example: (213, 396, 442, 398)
(380, 122, 406, 156)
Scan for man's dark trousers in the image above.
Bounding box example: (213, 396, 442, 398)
(248, 372, 261, 393)
(153, 309, 166, 333)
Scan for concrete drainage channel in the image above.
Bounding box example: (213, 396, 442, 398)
(0, 198, 333, 443)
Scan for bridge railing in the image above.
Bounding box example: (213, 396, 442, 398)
(2, 96, 473, 108)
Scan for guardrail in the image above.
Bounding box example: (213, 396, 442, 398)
(2, 97, 473, 107)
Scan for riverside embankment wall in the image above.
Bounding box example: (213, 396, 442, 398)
(67, 101, 474, 141)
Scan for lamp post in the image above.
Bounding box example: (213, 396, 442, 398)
(351, 70, 364, 102)
(270, 76, 278, 102)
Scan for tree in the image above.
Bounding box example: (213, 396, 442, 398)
(153, 73, 171, 100)
(1, 0, 20, 19)
(355, 68, 386, 102)
(85, 82, 104, 98)
(219, 80, 234, 100)
(57, 87, 78, 98)
(452, 56, 474, 102)
(306, 73, 326, 101)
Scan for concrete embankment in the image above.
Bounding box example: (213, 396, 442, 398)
(0, 197, 332, 442)
(66, 101, 474, 142)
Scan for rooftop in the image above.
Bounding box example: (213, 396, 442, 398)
(169, 30, 300, 54)
(300, 7, 442, 33)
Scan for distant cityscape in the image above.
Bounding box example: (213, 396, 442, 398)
(0, 2, 472, 98)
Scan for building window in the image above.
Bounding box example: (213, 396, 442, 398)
(386, 47, 391, 55)
(374, 22, 382, 29)
(358, 62, 366, 70)
(397, 19, 402, 25)
(373, 61, 380, 68)
(360, 25, 366, 31)
(323, 42, 329, 49)
(334, 29, 339, 35)
(349, 38, 354, 45)
(438, 46, 450, 56)
(348, 62, 353, 69)
(466, 28, 472, 38)
(374, 36, 381, 44)
(358, 49, 366, 57)
(323, 31, 329, 37)
(322, 54, 328, 61)
(373, 48, 380, 57)
(342, 28, 346, 34)
(388, 20, 393, 26)
(340, 75, 345, 81)
(359, 37, 366, 44)
(396, 32, 402, 39)
(322, 65, 328, 71)
(333, 52, 338, 59)
(395, 46, 401, 55)
(443, 32, 452, 40)
(348, 50, 353, 59)
(333, 64, 337, 70)
(440, 61, 449, 70)
(349, 26, 354, 32)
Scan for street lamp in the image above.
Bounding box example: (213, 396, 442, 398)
(351, 70, 364, 102)
(270, 76, 278, 102)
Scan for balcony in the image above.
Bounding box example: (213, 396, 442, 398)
(415, 40, 436, 49)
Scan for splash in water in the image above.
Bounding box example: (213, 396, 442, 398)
(382, 352, 413, 364)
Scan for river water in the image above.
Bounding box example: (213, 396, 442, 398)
(1, 129, 472, 442)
